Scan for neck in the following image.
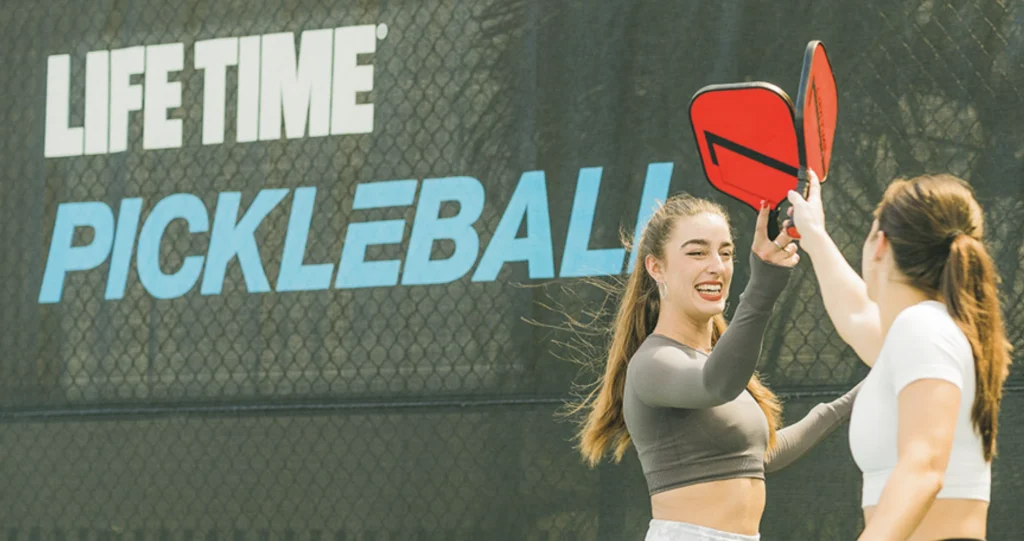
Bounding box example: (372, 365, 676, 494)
(653, 304, 714, 352)
(877, 276, 935, 335)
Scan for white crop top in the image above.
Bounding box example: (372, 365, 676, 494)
(848, 300, 990, 508)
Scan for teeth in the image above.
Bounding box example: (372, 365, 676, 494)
(696, 285, 722, 293)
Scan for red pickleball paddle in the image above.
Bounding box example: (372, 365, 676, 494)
(690, 41, 838, 240)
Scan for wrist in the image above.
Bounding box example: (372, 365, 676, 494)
(796, 227, 831, 256)
(742, 251, 793, 308)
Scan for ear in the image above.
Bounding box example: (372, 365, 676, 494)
(873, 230, 889, 262)
(644, 254, 663, 283)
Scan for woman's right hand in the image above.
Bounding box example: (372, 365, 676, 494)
(785, 169, 828, 249)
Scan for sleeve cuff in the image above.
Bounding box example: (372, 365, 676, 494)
(892, 365, 965, 394)
(739, 251, 794, 310)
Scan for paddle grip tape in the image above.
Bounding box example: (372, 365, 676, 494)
(781, 168, 809, 240)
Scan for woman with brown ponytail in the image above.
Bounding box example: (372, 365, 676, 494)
(572, 194, 862, 540)
(787, 172, 1011, 541)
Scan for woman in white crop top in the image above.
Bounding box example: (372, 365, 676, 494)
(785, 172, 1011, 541)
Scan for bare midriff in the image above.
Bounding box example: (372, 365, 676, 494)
(862, 499, 988, 541)
(650, 477, 766, 536)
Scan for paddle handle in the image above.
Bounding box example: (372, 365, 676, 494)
(780, 168, 809, 240)
(767, 208, 781, 240)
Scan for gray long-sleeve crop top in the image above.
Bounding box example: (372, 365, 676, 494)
(622, 252, 861, 495)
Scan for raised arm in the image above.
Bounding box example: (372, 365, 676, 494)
(629, 252, 792, 409)
(786, 172, 884, 367)
(765, 380, 863, 473)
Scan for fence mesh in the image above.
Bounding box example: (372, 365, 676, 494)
(1, 0, 1024, 539)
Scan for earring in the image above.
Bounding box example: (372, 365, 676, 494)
(657, 281, 668, 298)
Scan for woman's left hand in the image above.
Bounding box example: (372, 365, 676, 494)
(751, 200, 800, 268)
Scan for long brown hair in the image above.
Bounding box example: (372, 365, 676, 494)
(570, 193, 782, 467)
(876, 174, 1012, 461)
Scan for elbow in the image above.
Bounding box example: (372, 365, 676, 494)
(710, 383, 747, 405)
(831, 324, 865, 360)
(702, 372, 748, 405)
(901, 455, 946, 498)
(919, 469, 945, 498)
(920, 471, 945, 504)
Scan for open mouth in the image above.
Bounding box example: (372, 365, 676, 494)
(695, 282, 723, 302)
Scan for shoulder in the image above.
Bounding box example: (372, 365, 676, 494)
(888, 301, 971, 353)
(628, 335, 702, 373)
(884, 301, 973, 391)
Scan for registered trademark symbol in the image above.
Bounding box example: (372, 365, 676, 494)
(376, 24, 388, 40)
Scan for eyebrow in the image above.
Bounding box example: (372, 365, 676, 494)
(681, 239, 734, 249)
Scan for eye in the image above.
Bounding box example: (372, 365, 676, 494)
(687, 250, 707, 257)
(720, 250, 734, 259)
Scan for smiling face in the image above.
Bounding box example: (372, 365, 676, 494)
(646, 212, 735, 322)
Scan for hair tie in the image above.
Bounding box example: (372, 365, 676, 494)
(947, 229, 966, 244)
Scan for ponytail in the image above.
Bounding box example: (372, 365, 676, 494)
(877, 174, 1011, 461)
(941, 234, 1012, 461)
(572, 265, 658, 467)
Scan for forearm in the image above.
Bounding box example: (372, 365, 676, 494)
(764, 403, 840, 472)
(702, 253, 791, 400)
(800, 232, 880, 365)
(858, 462, 943, 541)
(765, 382, 861, 472)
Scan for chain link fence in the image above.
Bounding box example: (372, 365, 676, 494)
(1, 0, 1023, 539)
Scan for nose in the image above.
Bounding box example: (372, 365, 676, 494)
(705, 253, 726, 276)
